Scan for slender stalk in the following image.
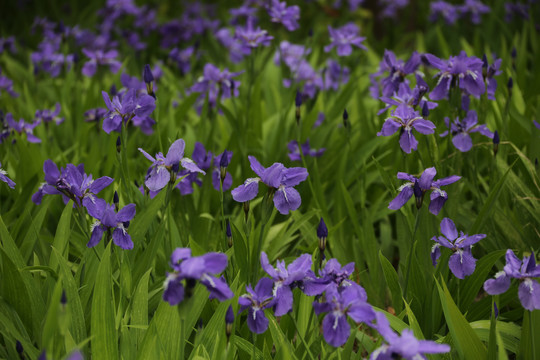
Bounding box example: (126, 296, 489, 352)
(220, 177, 226, 250)
(530, 310, 536, 360)
(252, 333, 257, 360)
(403, 208, 421, 299)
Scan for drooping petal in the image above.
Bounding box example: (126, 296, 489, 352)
(200, 274, 234, 301)
(112, 228, 134, 250)
(102, 114, 122, 134)
(145, 166, 171, 191)
(448, 250, 476, 279)
(429, 190, 447, 215)
(89, 176, 114, 194)
(459, 234, 486, 247)
(231, 178, 260, 202)
(484, 271, 511, 295)
(399, 129, 418, 153)
(347, 302, 376, 323)
(452, 132, 473, 152)
(417, 340, 451, 354)
(388, 185, 413, 210)
(273, 285, 293, 316)
(181, 158, 205, 174)
(273, 186, 301, 214)
(281, 167, 308, 187)
(138, 148, 156, 162)
(247, 308, 269, 334)
(377, 119, 401, 136)
(440, 217, 458, 241)
(322, 312, 350, 347)
(163, 275, 185, 305)
(87, 224, 104, 248)
(433, 175, 461, 187)
(412, 119, 436, 135)
(431, 243, 441, 266)
(430, 75, 452, 100)
(518, 279, 540, 311)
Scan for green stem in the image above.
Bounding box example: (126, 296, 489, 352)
(403, 209, 422, 299)
(252, 333, 257, 360)
(530, 310, 536, 360)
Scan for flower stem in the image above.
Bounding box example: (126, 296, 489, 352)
(403, 208, 421, 300)
(530, 310, 536, 360)
(289, 312, 315, 360)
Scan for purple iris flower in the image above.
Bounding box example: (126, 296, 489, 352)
(238, 277, 275, 334)
(216, 28, 246, 64)
(0, 67, 18, 97)
(0, 162, 15, 189)
(380, 0, 410, 18)
(4, 113, 41, 144)
(140, 139, 205, 192)
(260, 252, 312, 316)
(0, 36, 16, 54)
(484, 250, 540, 311)
(234, 18, 274, 54)
(274, 41, 310, 73)
(378, 50, 421, 98)
(174, 142, 211, 195)
(302, 258, 366, 297)
(388, 167, 461, 215)
(423, 51, 485, 100)
(88, 201, 136, 250)
(324, 23, 367, 56)
(377, 79, 437, 115)
(440, 110, 494, 152)
(371, 312, 450, 359)
(313, 284, 375, 347)
(458, 0, 490, 24)
(287, 140, 325, 161)
(101, 89, 155, 133)
(31, 40, 74, 78)
(34, 103, 64, 125)
(189, 63, 242, 112)
(81, 48, 122, 77)
(283, 61, 323, 99)
(230, 4, 258, 25)
(323, 60, 350, 91)
(267, 0, 300, 31)
(377, 104, 436, 153)
(429, 1, 460, 24)
(231, 156, 308, 215)
(163, 248, 233, 305)
(505, 3, 529, 22)
(169, 47, 196, 74)
(430, 218, 486, 279)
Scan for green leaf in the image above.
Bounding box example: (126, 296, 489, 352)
(91, 244, 118, 360)
(131, 268, 151, 348)
(379, 251, 403, 314)
(49, 201, 74, 272)
(436, 277, 487, 359)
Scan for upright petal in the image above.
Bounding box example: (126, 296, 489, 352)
(43, 160, 60, 185)
(347, 302, 376, 323)
(248, 155, 265, 177)
(273, 186, 301, 214)
(262, 163, 285, 188)
(181, 158, 205, 174)
(419, 167, 437, 190)
(440, 218, 458, 241)
(165, 139, 186, 166)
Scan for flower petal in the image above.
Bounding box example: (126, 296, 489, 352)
(231, 178, 260, 202)
(322, 312, 350, 347)
(388, 185, 413, 210)
(273, 186, 301, 214)
(116, 203, 136, 222)
(165, 139, 186, 166)
(484, 271, 511, 295)
(452, 133, 473, 152)
(112, 228, 134, 250)
(440, 217, 458, 241)
(448, 250, 476, 279)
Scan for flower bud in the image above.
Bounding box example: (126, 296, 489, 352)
(226, 220, 233, 248)
(493, 130, 500, 156)
(61, 289, 67, 306)
(16, 340, 24, 357)
(143, 64, 155, 99)
(225, 305, 234, 340)
(342, 108, 350, 131)
(295, 90, 302, 125)
(243, 201, 250, 222)
(220, 150, 231, 184)
(317, 217, 328, 252)
(116, 136, 121, 153)
(507, 77, 513, 95)
(413, 180, 423, 209)
(421, 102, 429, 118)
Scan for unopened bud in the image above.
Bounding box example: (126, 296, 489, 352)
(61, 290, 67, 306)
(342, 109, 350, 130)
(493, 301, 499, 319)
(116, 136, 121, 153)
(413, 180, 423, 209)
(421, 102, 429, 117)
(225, 305, 234, 340)
(113, 191, 119, 211)
(144, 65, 155, 99)
(493, 130, 499, 156)
(295, 91, 302, 125)
(507, 77, 513, 94)
(16, 340, 24, 356)
(317, 217, 328, 252)
(226, 220, 233, 247)
(243, 201, 250, 222)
